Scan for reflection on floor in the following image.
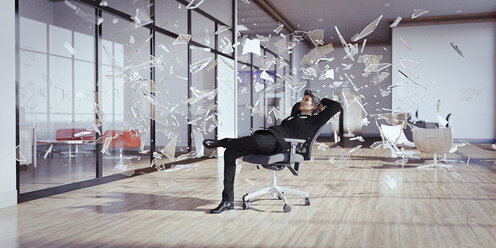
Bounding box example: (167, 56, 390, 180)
(19, 146, 171, 194)
(5, 142, 496, 247)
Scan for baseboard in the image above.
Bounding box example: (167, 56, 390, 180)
(0, 190, 17, 208)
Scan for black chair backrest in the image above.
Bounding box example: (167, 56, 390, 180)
(297, 123, 326, 160)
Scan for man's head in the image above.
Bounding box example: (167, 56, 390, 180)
(299, 89, 320, 115)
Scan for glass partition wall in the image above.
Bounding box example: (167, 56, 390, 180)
(17, 0, 236, 199)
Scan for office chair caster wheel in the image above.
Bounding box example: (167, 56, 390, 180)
(242, 194, 249, 202)
(283, 204, 291, 213)
(305, 197, 310, 206)
(243, 201, 250, 210)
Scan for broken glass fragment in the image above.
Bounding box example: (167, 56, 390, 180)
(215, 25, 231, 35)
(43, 144, 53, 159)
(132, 8, 153, 28)
(186, 0, 205, 9)
(459, 88, 481, 104)
(242, 38, 261, 56)
(101, 136, 112, 154)
(308, 29, 324, 47)
(63, 42, 77, 55)
(399, 37, 413, 50)
(129, 35, 135, 44)
(273, 23, 284, 33)
(189, 57, 212, 74)
(352, 15, 383, 42)
(348, 145, 362, 154)
(381, 175, 397, 189)
(390, 17, 402, 28)
(450, 42, 465, 57)
(173, 34, 192, 45)
(99, 1, 108, 6)
(412, 9, 429, 19)
(160, 136, 177, 162)
(349, 136, 365, 142)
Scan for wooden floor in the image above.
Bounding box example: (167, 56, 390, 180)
(2, 142, 496, 247)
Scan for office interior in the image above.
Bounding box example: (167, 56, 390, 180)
(1, 0, 496, 247)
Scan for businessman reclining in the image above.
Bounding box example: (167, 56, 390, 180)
(203, 89, 343, 213)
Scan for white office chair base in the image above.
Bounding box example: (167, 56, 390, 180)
(243, 171, 309, 212)
(417, 153, 452, 170)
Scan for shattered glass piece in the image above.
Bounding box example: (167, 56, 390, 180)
(112, 18, 118, 24)
(99, 1, 108, 7)
(219, 37, 233, 53)
(317, 142, 329, 151)
(319, 65, 334, 80)
(328, 157, 336, 164)
(101, 136, 112, 154)
(114, 158, 135, 177)
(342, 63, 353, 70)
(390, 17, 402, 28)
(399, 58, 420, 70)
(380, 88, 391, 97)
(372, 72, 390, 85)
(74, 131, 92, 137)
(381, 175, 397, 189)
(466, 155, 471, 166)
(215, 25, 231, 35)
(189, 57, 212, 74)
(451, 171, 462, 180)
(274, 37, 288, 54)
(351, 15, 383, 42)
(398, 70, 426, 89)
(244, 178, 255, 186)
(64, 0, 78, 11)
(344, 73, 359, 92)
(132, 8, 153, 28)
(370, 141, 385, 149)
(273, 23, 284, 33)
(267, 116, 273, 125)
(63, 42, 77, 55)
(287, 81, 307, 92)
(399, 37, 413, 50)
(173, 34, 192, 45)
(450, 42, 465, 57)
(459, 88, 481, 104)
(361, 39, 367, 53)
(349, 136, 365, 142)
(242, 38, 261, 56)
(300, 44, 334, 65)
(254, 81, 264, 92)
(159, 43, 170, 53)
(260, 71, 274, 83)
(129, 35, 135, 44)
(186, 0, 205, 9)
(308, 29, 324, 47)
(301, 66, 318, 79)
(412, 9, 429, 19)
(97, 17, 104, 25)
(335, 26, 355, 61)
(160, 136, 177, 162)
(206, 59, 219, 71)
(333, 81, 343, 88)
(492, 144, 496, 150)
(43, 144, 53, 159)
(348, 145, 362, 154)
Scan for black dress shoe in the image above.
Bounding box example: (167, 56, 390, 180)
(203, 139, 220, 149)
(209, 201, 234, 214)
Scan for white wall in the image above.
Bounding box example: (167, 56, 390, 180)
(0, 0, 18, 208)
(392, 22, 496, 140)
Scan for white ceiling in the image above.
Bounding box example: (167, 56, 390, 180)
(239, 0, 496, 44)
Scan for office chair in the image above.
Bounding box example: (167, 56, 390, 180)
(413, 126, 453, 169)
(241, 123, 327, 213)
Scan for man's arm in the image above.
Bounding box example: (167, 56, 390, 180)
(313, 98, 343, 128)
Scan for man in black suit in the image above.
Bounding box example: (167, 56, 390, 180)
(203, 89, 343, 213)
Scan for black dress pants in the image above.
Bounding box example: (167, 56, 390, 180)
(219, 133, 278, 202)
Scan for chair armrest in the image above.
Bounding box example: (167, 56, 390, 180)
(284, 138, 305, 175)
(284, 138, 306, 144)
